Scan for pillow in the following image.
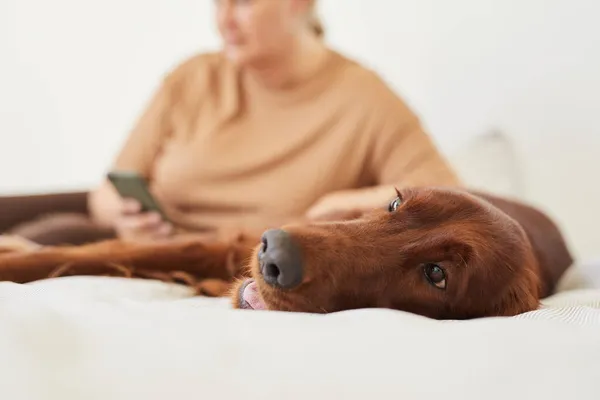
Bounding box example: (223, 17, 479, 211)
(449, 130, 523, 198)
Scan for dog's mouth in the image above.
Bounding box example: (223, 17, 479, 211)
(238, 279, 267, 310)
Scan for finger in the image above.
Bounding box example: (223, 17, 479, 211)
(305, 204, 329, 220)
(308, 211, 336, 222)
(119, 212, 163, 230)
(313, 209, 363, 222)
(121, 198, 142, 215)
(119, 222, 173, 243)
(143, 212, 163, 225)
(155, 222, 174, 238)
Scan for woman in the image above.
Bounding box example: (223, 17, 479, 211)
(89, 0, 459, 243)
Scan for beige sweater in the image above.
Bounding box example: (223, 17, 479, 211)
(113, 50, 459, 234)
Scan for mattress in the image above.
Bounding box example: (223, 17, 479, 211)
(0, 264, 599, 400)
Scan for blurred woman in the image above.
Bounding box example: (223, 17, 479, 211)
(88, 0, 459, 242)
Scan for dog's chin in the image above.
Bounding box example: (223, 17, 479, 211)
(237, 279, 268, 310)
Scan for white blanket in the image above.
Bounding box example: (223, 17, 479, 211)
(0, 270, 599, 400)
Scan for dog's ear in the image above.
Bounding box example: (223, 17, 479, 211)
(492, 265, 541, 316)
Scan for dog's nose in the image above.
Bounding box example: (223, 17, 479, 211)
(259, 229, 303, 289)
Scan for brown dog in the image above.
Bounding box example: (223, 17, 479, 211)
(231, 187, 573, 318)
(0, 187, 572, 319)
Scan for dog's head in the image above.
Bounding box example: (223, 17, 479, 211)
(231, 187, 541, 319)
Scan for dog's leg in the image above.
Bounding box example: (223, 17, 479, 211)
(0, 235, 257, 289)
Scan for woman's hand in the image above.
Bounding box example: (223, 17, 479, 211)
(305, 186, 397, 222)
(115, 198, 173, 242)
(0, 235, 42, 254)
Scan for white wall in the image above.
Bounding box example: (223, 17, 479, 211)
(1, 0, 599, 259)
(0, 0, 221, 194)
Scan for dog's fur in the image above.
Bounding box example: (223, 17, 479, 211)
(0, 187, 572, 319)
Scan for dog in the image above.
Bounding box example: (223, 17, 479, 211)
(0, 187, 572, 319)
(230, 187, 573, 318)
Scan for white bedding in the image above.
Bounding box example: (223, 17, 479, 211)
(0, 268, 599, 400)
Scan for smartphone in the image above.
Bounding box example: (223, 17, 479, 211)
(107, 170, 169, 221)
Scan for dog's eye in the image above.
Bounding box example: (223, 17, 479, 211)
(424, 263, 446, 290)
(388, 197, 402, 212)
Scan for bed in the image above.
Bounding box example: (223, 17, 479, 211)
(0, 264, 599, 400)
